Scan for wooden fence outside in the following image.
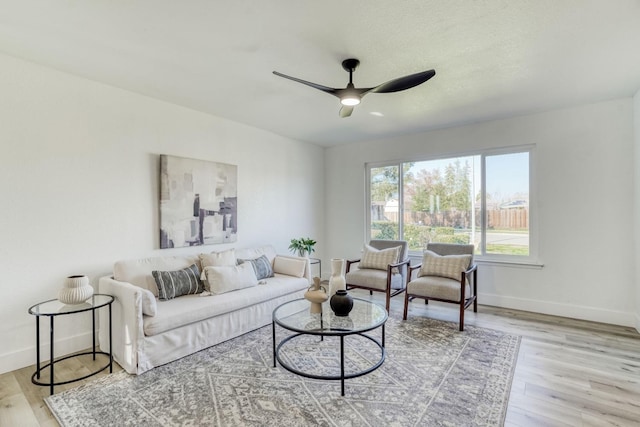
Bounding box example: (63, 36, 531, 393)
(383, 208, 529, 230)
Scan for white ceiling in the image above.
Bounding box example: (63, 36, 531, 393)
(1, 1, 639, 147)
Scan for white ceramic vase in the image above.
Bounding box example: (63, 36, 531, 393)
(58, 275, 94, 305)
(328, 258, 346, 296)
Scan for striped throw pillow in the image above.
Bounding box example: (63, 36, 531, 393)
(152, 263, 204, 300)
(237, 254, 274, 280)
(418, 250, 472, 280)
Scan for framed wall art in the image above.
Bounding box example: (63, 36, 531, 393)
(159, 154, 237, 249)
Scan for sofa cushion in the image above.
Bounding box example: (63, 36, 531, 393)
(235, 245, 277, 265)
(418, 250, 472, 280)
(203, 263, 258, 294)
(152, 264, 204, 300)
(238, 254, 274, 280)
(273, 256, 307, 278)
(345, 268, 405, 291)
(199, 249, 237, 268)
(359, 244, 400, 271)
(143, 274, 308, 336)
(408, 275, 470, 302)
(114, 255, 199, 297)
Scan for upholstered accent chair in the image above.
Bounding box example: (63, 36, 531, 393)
(345, 240, 410, 311)
(403, 243, 477, 331)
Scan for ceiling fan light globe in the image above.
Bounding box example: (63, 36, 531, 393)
(341, 96, 360, 106)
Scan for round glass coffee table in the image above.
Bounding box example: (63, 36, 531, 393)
(272, 297, 388, 396)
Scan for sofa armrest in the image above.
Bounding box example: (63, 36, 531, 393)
(98, 276, 145, 374)
(273, 255, 311, 282)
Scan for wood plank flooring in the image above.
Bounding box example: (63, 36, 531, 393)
(1, 289, 639, 426)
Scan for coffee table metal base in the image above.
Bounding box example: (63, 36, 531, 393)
(273, 325, 386, 396)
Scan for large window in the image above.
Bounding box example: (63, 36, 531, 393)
(367, 147, 533, 260)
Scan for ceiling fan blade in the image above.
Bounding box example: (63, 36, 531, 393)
(272, 71, 338, 96)
(339, 105, 354, 118)
(368, 69, 436, 94)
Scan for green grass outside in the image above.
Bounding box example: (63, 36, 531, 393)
(485, 244, 529, 256)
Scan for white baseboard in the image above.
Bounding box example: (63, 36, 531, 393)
(636, 313, 640, 333)
(479, 292, 637, 328)
(0, 330, 95, 375)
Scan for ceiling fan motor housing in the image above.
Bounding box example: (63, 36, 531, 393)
(341, 58, 360, 73)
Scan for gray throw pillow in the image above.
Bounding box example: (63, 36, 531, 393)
(238, 254, 274, 280)
(152, 263, 204, 300)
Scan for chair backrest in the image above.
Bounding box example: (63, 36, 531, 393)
(426, 243, 475, 268)
(369, 239, 408, 261)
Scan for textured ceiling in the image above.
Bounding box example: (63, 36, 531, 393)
(1, 0, 639, 147)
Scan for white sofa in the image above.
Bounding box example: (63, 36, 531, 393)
(98, 245, 310, 374)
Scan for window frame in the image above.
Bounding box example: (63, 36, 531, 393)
(365, 145, 538, 265)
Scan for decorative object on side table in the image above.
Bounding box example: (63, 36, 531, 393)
(330, 289, 353, 316)
(58, 275, 94, 305)
(328, 258, 345, 296)
(288, 237, 317, 257)
(304, 277, 328, 313)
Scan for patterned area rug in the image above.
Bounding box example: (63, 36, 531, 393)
(46, 316, 520, 426)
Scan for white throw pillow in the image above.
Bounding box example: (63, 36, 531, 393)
(418, 250, 472, 280)
(273, 256, 307, 278)
(199, 249, 237, 280)
(199, 249, 237, 268)
(359, 244, 400, 271)
(203, 263, 258, 294)
(140, 288, 157, 317)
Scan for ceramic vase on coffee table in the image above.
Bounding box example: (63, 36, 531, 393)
(304, 277, 328, 313)
(328, 258, 346, 296)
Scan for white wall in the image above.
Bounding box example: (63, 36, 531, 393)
(325, 99, 636, 327)
(634, 89, 640, 331)
(0, 53, 324, 374)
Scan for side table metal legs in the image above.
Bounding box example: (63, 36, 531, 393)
(34, 316, 56, 395)
(49, 316, 54, 395)
(109, 303, 113, 373)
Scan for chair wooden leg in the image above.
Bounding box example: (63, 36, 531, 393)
(425, 299, 428, 305)
(459, 302, 465, 331)
(473, 269, 478, 312)
(370, 290, 373, 296)
(403, 291, 409, 320)
(385, 291, 391, 312)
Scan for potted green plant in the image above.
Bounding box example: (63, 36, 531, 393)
(288, 237, 317, 257)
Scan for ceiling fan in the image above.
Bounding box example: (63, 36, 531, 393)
(272, 58, 436, 118)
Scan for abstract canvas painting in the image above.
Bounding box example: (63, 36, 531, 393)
(159, 154, 237, 249)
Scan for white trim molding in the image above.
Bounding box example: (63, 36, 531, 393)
(480, 292, 638, 329)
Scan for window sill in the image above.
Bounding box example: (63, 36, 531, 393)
(408, 254, 544, 269)
(474, 259, 544, 269)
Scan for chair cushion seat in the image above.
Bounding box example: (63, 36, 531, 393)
(346, 268, 405, 291)
(407, 276, 470, 302)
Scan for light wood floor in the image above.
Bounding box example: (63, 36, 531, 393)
(2, 290, 640, 426)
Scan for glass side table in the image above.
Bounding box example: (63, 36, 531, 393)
(309, 257, 321, 278)
(28, 294, 114, 395)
